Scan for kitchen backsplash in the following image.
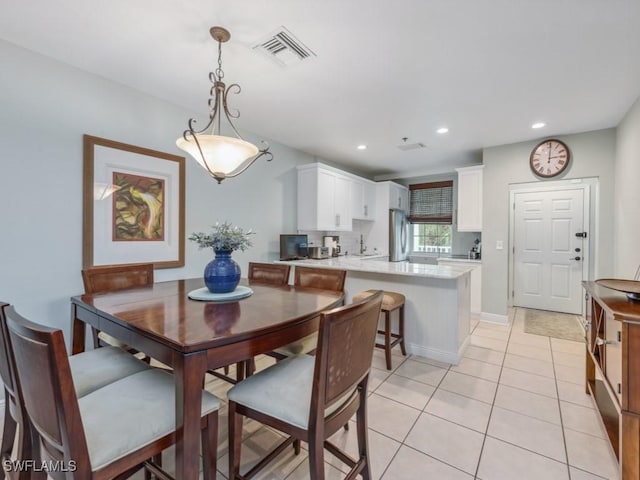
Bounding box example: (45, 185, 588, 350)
(301, 220, 378, 255)
(301, 222, 480, 257)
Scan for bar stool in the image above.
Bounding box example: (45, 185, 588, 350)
(352, 289, 406, 369)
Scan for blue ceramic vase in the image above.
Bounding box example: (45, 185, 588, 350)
(204, 249, 241, 293)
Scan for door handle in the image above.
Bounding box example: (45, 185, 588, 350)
(569, 256, 581, 261)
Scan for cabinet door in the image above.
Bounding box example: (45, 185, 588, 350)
(334, 174, 352, 230)
(317, 169, 337, 230)
(363, 181, 376, 219)
(351, 179, 365, 220)
(352, 179, 376, 220)
(389, 183, 408, 211)
(457, 166, 483, 232)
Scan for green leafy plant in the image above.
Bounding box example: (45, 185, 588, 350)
(189, 221, 255, 252)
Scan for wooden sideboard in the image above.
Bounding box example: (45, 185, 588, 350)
(583, 281, 640, 479)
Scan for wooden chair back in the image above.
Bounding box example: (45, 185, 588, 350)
(293, 266, 346, 292)
(248, 262, 290, 286)
(310, 291, 383, 424)
(0, 302, 18, 409)
(82, 263, 154, 294)
(1, 302, 38, 480)
(5, 306, 92, 477)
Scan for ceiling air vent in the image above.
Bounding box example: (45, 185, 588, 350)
(397, 142, 427, 151)
(253, 27, 316, 67)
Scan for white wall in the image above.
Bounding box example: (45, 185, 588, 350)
(481, 129, 616, 316)
(614, 97, 640, 278)
(0, 40, 314, 339)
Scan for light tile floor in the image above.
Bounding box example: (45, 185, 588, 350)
(3, 307, 621, 479)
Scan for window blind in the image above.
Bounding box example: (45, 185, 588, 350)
(409, 181, 453, 224)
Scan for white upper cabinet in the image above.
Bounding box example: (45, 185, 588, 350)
(297, 164, 353, 231)
(456, 165, 483, 232)
(386, 181, 409, 212)
(351, 178, 376, 221)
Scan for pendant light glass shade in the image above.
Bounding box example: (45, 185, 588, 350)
(176, 134, 259, 177)
(177, 26, 272, 184)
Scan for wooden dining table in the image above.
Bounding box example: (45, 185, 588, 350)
(70, 277, 344, 480)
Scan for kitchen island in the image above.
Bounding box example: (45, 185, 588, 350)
(277, 256, 472, 364)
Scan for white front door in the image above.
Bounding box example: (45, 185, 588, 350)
(513, 187, 587, 314)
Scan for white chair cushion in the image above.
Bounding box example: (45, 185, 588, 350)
(78, 368, 219, 471)
(273, 332, 317, 356)
(69, 346, 151, 398)
(227, 355, 352, 430)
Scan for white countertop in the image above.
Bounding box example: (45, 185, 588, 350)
(277, 255, 472, 279)
(436, 257, 482, 265)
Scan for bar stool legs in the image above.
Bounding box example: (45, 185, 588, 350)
(353, 290, 406, 370)
(377, 303, 406, 370)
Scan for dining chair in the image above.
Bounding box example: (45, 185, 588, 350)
(248, 262, 291, 286)
(0, 302, 152, 480)
(5, 305, 220, 480)
(268, 266, 347, 359)
(209, 262, 292, 384)
(227, 290, 384, 480)
(81, 263, 154, 354)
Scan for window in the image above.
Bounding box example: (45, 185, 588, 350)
(409, 181, 453, 254)
(412, 224, 452, 253)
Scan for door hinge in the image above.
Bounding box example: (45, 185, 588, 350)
(618, 331, 622, 342)
(618, 383, 622, 394)
(511, 290, 514, 298)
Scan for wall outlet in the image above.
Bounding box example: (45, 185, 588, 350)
(496, 240, 504, 250)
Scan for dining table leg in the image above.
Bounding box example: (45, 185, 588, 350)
(174, 351, 208, 480)
(71, 303, 86, 354)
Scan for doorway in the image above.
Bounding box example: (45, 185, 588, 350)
(510, 184, 590, 315)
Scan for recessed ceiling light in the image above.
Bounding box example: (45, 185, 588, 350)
(357, 144, 367, 150)
(436, 127, 449, 134)
(531, 122, 546, 129)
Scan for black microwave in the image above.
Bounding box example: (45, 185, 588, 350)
(279, 234, 308, 260)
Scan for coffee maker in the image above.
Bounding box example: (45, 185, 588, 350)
(323, 236, 341, 257)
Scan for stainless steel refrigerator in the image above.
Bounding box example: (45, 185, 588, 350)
(389, 208, 409, 262)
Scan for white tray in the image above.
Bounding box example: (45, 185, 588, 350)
(188, 286, 253, 302)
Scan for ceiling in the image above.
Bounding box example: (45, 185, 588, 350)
(2, 0, 640, 179)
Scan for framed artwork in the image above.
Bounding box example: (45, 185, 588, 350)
(83, 135, 185, 269)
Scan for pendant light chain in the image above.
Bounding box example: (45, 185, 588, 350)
(215, 39, 224, 80)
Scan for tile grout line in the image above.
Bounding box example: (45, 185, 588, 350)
(549, 330, 575, 480)
(471, 306, 516, 479)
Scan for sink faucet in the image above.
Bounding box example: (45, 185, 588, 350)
(360, 234, 367, 254)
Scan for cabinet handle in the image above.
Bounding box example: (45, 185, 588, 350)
(398, 197, 401, 208)
(364, 205, 368, 217)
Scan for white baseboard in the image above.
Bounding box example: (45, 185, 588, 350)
(480, 311, 510, 325)
(407, 342, 462, 365)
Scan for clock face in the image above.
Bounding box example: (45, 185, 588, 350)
(529, 139, 570, 178)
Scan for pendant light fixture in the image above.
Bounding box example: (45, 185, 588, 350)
(176, 26, 272, 184)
